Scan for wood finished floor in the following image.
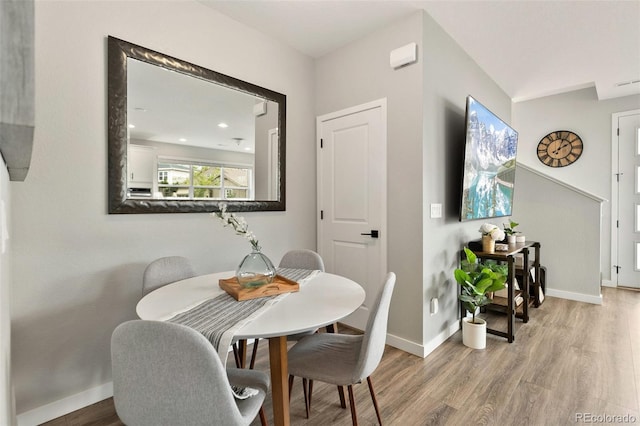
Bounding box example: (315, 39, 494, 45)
(42, 287, 640, 426)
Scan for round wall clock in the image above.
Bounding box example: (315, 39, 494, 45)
(536, 130, 583, 168)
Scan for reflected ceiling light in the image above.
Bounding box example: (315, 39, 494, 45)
(179, 138, 187, 142)
(128, 124, 135, 128)
(218, 122, 228, 128)
(244, 147, 252, 151)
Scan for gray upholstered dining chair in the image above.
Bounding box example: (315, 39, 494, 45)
(280, 249, 328, 337)
(142, 256, 196, 297)
(287, 272, 396, 425)
(278, 249, 325, 271)
(244, 249, 327, 369)
(142, 256, 249, 370)
(111, 320, 270, 426)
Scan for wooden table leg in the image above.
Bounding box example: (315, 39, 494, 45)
(269, 336, 290, 426)
(238, 339, 248, 368)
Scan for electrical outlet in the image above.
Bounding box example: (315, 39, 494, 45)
(430, 298, 439, 315)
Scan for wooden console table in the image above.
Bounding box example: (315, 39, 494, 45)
(460, 241, 541, 343)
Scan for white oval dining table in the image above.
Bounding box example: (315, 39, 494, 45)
(136, 270, 365, 426)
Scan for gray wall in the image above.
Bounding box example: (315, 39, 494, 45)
(421, 12, 513, 348)
(13, 1, 634, 421)
(316, 11, 513, 353)
(315, 11, 424, 348)
(513, 165, 602, 299)
(12, 0, 315, 417)
(512, 88, 640, 283)
(130, 140, 254, 166)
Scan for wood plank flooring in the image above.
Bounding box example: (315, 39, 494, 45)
(42, 287, 640, 425)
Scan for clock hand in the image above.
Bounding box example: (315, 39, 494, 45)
(553, 141, 569, 155)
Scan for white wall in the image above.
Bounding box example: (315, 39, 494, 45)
(512, 88, 640, 282)
(421, 11, 513, 349)
(0, 160, 13, 425)
(12, 0, 315, 418)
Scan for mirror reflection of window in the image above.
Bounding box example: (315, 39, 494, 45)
(155, 160, 251, 200)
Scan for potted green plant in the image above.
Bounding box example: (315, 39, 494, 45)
(454, 247, 508, 349)
(502, 220, 519, 244)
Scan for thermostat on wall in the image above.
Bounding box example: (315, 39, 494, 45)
(390, 42, 417, 69)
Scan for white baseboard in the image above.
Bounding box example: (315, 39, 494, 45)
(16, 382, 113, 426)
(601, 279, 616, 288)
(385, 333, 424, 357)
(546, 288, 603, 305)
(386, 321, 460, 358)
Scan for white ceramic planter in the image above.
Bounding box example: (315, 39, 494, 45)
(515, 234, 526, 243)
(462, 317, 486, 349)
(507, 234, 516, 244)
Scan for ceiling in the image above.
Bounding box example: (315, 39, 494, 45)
(201, 0, 640, 102)
(127, 57, 266, 152)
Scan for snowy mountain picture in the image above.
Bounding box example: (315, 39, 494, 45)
(461, 97, 518, 221)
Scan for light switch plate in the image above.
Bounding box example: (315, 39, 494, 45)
(430, 203, 442, 218)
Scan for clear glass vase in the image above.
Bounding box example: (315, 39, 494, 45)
(236, 248, 277, 288)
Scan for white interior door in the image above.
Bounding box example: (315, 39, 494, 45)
(317, 99, 387, 330)
(616, 112, 640, 287)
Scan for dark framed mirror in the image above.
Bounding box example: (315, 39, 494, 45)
(107, 36, 286, 213)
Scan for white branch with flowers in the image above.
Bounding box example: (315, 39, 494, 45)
(212, 203, 261, 251)
(212, 203, 276, 288)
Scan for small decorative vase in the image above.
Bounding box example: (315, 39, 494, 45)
(236, 248, 277, 288)
(462, 317, 486, 349)
(482, 235, 495, 253)
(507, 234, 517, 244)
(515, 234, 526, 243)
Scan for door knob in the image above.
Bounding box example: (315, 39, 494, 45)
(360, 230, 379, 238)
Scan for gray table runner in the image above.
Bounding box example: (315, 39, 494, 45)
(167, 268, 317, 364)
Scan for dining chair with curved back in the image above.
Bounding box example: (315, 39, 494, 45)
(279, 249, 328, 337)
(278, 249, 325, 271)
(243, 249, 327, 370)
(111, 320, 270, 426)
(142, 256, 250, 373)
(142, 256, 196, 297)
(287, 272, 396, 425)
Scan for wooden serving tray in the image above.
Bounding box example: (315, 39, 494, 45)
(219, 274, 300, 301)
